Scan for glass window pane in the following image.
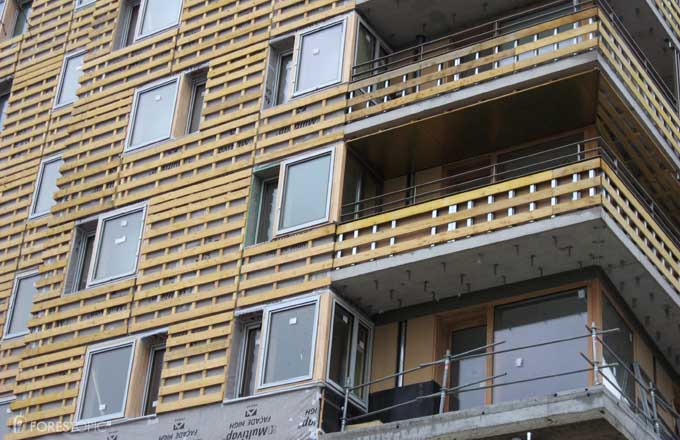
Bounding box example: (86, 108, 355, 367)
(187, 82, 205, 133)
(129, 80, 178, 150)
(0, 93, 9, 131)
(450, 326, 487, 410)
(92, 209, 144, 283)
(0, 401, 11, 438)
(6, 273, 39, 336)
(77, 233, 95, 291)
(143, 347, 165, 415)
(493, 290, 588, 403)
(355, 24, 376, 76)
(276, 53, 293, 105)
(56, 52, 85, 106)
(264, 303, 316, 384)
(602, 295, 635, 402)
(353, 323, 369, 399)
(239, 326, 261, 397)
(12, 1, 31, 37)
(124, 3, 140, 47)
(80, 345, 133, 421)
(255, 178, 277, 244)
(296, 23, 344, 93)
(329, 304, 353, 387)
(140, 0, 181, 36)
(280, 153, 332, 230)
(32, 158, 62, 216)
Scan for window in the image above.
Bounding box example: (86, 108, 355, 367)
(64, 220, 97, 294)
(76, 342, 135, 423)
(236, 323, 261, 398)
(126, 77, 179, 151)
(259, 299, 318, 388)
(264, 18, 346, 107)
(29, 155, 62, 218)
(493, 290, 588, 403)
(327, 301, 372, 401)
(185, 71, 206, 134)
(353, 21, 390, 78)
(0, 82, 9, 130)
(278, 149, 334, 234)
(117, 0, 140, 48)
(64, 204, 145, 293)
(11, 0, 30, 37)
(0, 398, 13, 439)
(75, 0, 95, 9)
(143, 343, 165, 415)
(126, 70, 205, 152)
(90, 205, 145, 284)
(450, 326, 487, 411)
(116, 0, 181, 47)
(246, 165, 279, 245)
(4, 271, 39, 339)
(295, 22, 345, 95)
(601, 294, 635, 402)
(54, 50, 85, 108)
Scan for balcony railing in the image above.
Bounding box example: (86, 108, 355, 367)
(338, 325, 680, 439)
(346, 0, 680, 162)
(334, 138, 680, 296)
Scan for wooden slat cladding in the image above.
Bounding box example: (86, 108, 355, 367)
(0, 1, 677, 438)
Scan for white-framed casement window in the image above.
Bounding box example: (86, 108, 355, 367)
(264, 17, 347, 108)
(75, 331, 166, 424)
(258, 297, 319, 389)
(116, 0, 181, 48)
(326, 299, 373, 404)
(29, 155, 62, 218)
(235, 321, 262, 398)
(245, 147, 335, 244)
(0, 396, 14, 438)
(89, 204, 146, 285)
(276, 147, 335, 235)
(3, 270, 39, 339)
(76, 340, 136, 424)
(126, 77, 179, 152)
(54, 50, 85, 108)
(353, 18, 391, 79)
(74, 0, 95, 10)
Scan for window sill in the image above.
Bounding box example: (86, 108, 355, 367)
(72, 413, 158, 431)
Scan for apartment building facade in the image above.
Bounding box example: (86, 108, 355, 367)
(0, 0, 678, 439)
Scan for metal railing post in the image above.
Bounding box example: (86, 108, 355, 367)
(439, 349, 451, 414)
(341, 385, 350, 432)
(591, 322, 600, 385)
(649, 381, 661, 435)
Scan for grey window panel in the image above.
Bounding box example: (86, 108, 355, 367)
(6, 273, 39, 336)
(275, 53, 293, 105)
(0, 93, 8, 131)
(123, 2, 140, 47)
(139, 0, 181, 37)
(12, 1, 31, 37)
(187, 81, 205, 134)
(328, 303, 353, 387)
(32, 158, 62, 216)
(92, 209, 144, 283)
(602, 295, 635, 401)
(143, 347, 165, 415)
(128, 80, 178, 150)
(353, 322, 370, 399)
(280, 153, 332, 231)
(295, 23, 344, 93)
(56, 52, 85, 106)
(75, 0, 95, 8)
(493, 290, 588, 403)
(0, 402, 10, 438)
(263, 303, 316, 384)
(238, 325, 261, 398)
(450, 326, 487, 411)
(80, 345, 133, 421)
(255, 178, 277, 244)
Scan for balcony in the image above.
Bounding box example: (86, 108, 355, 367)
(344, 0, 680, 173)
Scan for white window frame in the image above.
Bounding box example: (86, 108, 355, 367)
(292, 18, 347, 97)
(274, 146, 335, 236)
(53, 49, 85, 109)
(87, 202, 147, 287)
(74, 338, 136, 425)
(141, 343, 165, 415)
(74, 0, 95, 10)
(257, 296, 320, 390)
(28, 154, 62, 219)
(234, 321, 262, 398)
(3, 269, 38, 340)
(134, 0, 182, 41)
(325, 296, 373, 407)
(124, 76, 180, 152)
